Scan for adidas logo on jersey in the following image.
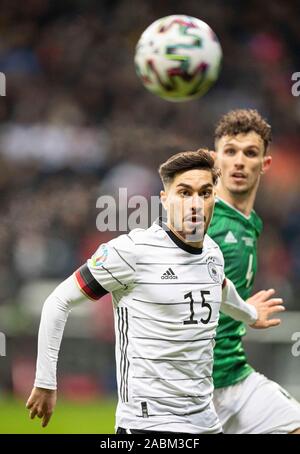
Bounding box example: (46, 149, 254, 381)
(161, 268, 178, 279)
(224, 231, 238, 244)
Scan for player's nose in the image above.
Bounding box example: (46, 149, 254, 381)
(233, 151, 246, 168)
(191, 195, 203, 212)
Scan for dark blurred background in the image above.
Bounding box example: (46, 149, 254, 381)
(0, 0, 299, 430)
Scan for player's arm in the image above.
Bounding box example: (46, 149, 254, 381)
(221, 278, 285, 328)
(26, 235, 136, 428)
(26, 274, 106, 428)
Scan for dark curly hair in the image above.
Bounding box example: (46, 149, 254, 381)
(214, 109, 272, 153)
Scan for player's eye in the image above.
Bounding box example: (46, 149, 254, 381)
(179, 190, 190, 197)
(224, 148, 236, 156)
(201, 190, 213, 198)
(245, 149, 258, 157)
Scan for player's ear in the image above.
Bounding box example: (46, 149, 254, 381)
(213, 140, 221, 160)
(160, 190, 168, 210)
(261, 155, 272, 174)
(210, 150, 217, 162)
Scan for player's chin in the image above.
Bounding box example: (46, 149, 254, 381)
(183, 222, 205, 239)
(228, 183, 250, 194)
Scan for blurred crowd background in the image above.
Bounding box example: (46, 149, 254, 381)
(0, 0, 299, 410)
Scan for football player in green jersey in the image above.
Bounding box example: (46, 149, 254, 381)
(209, 109, 300, 434)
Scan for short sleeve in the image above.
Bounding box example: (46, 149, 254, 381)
(74, 234, 136, 300)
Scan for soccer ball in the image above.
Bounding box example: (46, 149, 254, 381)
(134, 15, 222, 102)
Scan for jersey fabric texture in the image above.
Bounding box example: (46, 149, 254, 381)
(75, 218, 225, 433)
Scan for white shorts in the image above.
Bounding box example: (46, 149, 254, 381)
(213, 371, 300, 434)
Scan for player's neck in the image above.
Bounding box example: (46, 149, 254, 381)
(167, 222, 204, 250)
(216, 185, 256, 217)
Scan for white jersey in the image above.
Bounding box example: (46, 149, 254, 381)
(75, 218, 225, 433)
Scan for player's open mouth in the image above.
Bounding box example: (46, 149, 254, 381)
(185, 215, 204, 223)
(231, 172, 247, 181)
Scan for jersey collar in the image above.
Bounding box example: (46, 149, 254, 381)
(216, 196, 251, 220)
(155, 217, 203, 255)
(215, 197, 263, 235)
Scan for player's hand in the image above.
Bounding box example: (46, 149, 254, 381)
(26, 387, 57, 428)
(247, 288, 285, 329)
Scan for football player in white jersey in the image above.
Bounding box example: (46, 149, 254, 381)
(26, 149, 284, 434)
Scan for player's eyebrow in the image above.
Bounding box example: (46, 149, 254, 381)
(224, 142, 260, 151)
(176, 183, 213, 190)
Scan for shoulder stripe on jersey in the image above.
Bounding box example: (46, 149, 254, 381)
(126, 234, 135, 243)
(101, 265, 128, 290)
(74, 265, 108, 301)
(113, 247, 135, 272)
(135, 243, 178, 249)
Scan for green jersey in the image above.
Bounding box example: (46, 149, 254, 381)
(208, 197, 263, 388)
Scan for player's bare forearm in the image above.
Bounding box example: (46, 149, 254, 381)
(26, 387, 57, 427)
(247, 288, 285, 329)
